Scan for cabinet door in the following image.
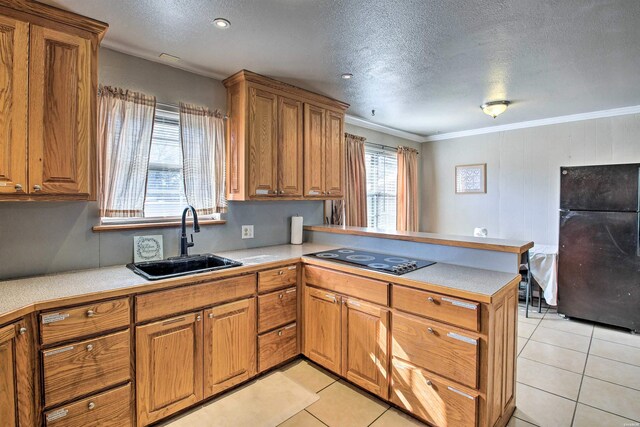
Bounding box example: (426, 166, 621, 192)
(28, 25, 93, 197)
(325, 111, 344, 197)
(204, 297, 256, 397)
(342, 298, 389, 399)
(136, 312, 203, 426)
(303, 287, 341, 373)
(303, 104, 325, 197)
(248, 87, 278, 197)
(0, 321, 35, 427)
(278, 96, 303, 196)
(0, 16, 28, 195)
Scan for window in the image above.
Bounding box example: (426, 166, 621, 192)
(144, 108, 188, 218)
(365, 145, 397, 229)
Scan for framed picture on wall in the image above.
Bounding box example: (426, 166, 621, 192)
(455, 163, 487, 194)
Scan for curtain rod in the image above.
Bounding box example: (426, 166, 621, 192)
(365, 142, 398, 153)
(157, 101, 228, 120)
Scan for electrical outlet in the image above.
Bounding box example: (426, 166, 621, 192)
(241, 225, 254, 239)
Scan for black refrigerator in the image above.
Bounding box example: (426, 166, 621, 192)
(558, 164, 640, 332)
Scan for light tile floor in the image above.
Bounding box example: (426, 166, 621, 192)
(165, 303, 640, 427)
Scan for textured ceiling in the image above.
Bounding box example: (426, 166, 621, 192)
(41, 0, 640, 136)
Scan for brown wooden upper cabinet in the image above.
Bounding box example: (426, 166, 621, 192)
(223, 70, 348, 200)
(0, 2, 106, 201)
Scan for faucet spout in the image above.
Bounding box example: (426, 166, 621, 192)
(180, 205, 200, 257)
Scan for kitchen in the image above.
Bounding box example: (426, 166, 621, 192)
(0, 1, 639, 427)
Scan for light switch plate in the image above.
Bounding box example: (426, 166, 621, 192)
(241, 225, 254, 239)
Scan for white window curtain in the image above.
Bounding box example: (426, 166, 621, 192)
(179, 103, 227, 214)
(98, 85, 156, 218)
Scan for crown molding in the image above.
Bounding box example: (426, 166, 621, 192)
(423, 105, 640, 142)
(344, 114, 426, 142)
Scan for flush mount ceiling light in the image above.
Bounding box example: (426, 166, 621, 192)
(481, 100, 511, 118)
(212, 18, 231, 29)
(341, 73, 353, 80)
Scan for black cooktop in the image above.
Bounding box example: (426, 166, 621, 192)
(309, 248, 435, 275)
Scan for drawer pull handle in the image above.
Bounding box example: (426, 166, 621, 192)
(427, 297, 435, 303)
(86, 310, 95, 318)
(279, 293, 284, 299)
(278, 270, 284, 275)
(278, 330, 283, 336)
(427, 327, 434, 334)
(446, 332, 478, 346)
(426, 380, 433, 386)
(441, 297, 477, 310)
(44, 346, 74, 357)
(88, 401, 96, 410)
(86, 344, 94, 352)
(46, 409, 68, 422)
(447, 386, 474, 400)
(42, 313, 69, 324)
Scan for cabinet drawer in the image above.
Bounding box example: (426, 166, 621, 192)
(304, 265, 388, 306)
(390, 359, 477, 427)
(136, 274, 256, 323)
(392, 286, 479, 331)
(258, 323, 297, 372)
(40, 298, 130, 345)
(258, 287, 297, 333)
(43, 330, 130, 407)
(258, 265, 298, 292)
(392, 313, 479, 389)
(44, 383, 133, 427)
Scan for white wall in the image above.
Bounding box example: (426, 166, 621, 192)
(421, 114, 640, 245)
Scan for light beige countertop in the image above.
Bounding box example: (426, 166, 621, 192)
(0, 243, 519, 325)
(304, 224, 534, 254)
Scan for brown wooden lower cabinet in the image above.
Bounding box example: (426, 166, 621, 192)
(204, 297, 257, 397)
(258, 323, 298, 372)
(304, 286, 390, 399)
(136, 312, 204, 427)
(390, 358, 478, 427)
(44, 383, 132, 427)
(0, 320, 36, 427)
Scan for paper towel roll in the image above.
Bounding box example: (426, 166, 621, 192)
(291, 216, 303, 245)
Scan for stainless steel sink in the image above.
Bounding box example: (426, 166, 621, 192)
(127, 253, 243, 280)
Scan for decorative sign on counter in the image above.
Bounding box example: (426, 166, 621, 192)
(455, 163, 487, 194)
(134, 235, 164, 262)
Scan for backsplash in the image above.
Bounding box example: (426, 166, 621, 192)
(0, 200, 323, 280)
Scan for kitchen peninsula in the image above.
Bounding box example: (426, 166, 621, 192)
(0, 231, 529, 427)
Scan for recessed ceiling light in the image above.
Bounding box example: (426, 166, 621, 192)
(481, 100, 511, 118)
(213, 18, 231, 29)
(341, 73, 353, 80)
(159, 53, 181, 63)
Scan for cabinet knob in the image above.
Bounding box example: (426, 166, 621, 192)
(427, 297, 435, 303)
(33, 184, 42, 192)
(426, 380, 433, 387)
(427, 327, 434, 334)
(208, 313, 214, 319)
(196, 315, 202, 322)
(86, 310, 95, 318)
(278, 270, 284, 275)
(279, 293, 284, 299)
(278, 330, 283, 336)
(88, 402, 96, 410)
(86, 344, 94, 351)
(14, 184, 23, 191)
(19, 327, 27, 335)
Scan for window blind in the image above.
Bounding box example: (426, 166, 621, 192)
(365, 145, 398, 230)
(144, 108, 188, 218)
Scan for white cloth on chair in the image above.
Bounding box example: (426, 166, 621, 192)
(529, 244, 559, 306)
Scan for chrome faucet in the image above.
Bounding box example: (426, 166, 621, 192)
(179, 205, 200, 257)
